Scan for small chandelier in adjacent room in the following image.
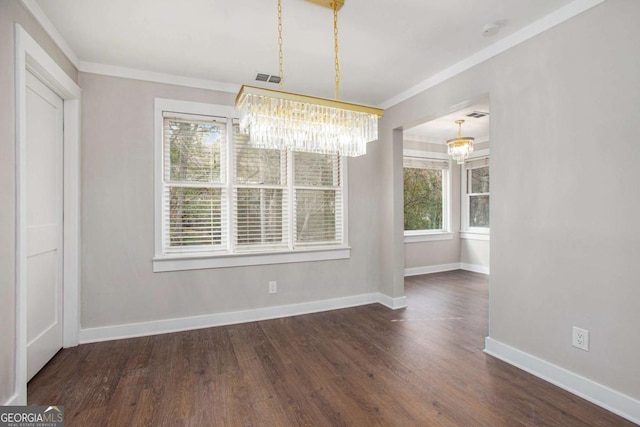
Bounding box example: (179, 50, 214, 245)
(235, 0, 383, 157)
(447, 119, 475, 164)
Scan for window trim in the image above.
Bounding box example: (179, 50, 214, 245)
(402, 152, 451, 237)
(153, 98, 350, 272)
(461, 149, 490, 234)
(153, 247, 351, 272)
(404, 231, 454, 243)
(460, 231, 490, 241)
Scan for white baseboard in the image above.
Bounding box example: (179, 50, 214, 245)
(79, 292, 405, 344)
(404, 263, 460, 276)
(3, 391, 23, 406)
(376, 293, 408, 310)
(460, 263, 490, 275)
(404, 262, 489, 276)
(484, 337, 640, 425)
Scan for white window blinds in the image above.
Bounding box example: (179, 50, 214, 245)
(294, 152, 342, 245)
(464, 156, 490, 229)
(465, 157, 489, 170)
(234, 126, 288, 251)
(160, 112, 346, 256)
(163, 114, 227, 252)
(403, 156, 449, 170)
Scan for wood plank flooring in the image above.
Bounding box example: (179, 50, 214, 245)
(28, 270, 635, 426)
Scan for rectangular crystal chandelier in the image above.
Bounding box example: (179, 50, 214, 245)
(234, 0, 384, 157)
(236, 85, 383, 157)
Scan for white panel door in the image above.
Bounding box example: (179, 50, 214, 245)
(25, 71, 64, 381)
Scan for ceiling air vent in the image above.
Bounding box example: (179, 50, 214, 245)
(255, 73, 281, 84)
(466, 111, 489, 118)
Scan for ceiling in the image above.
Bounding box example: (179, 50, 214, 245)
(404, 99, 490, 144)
(35, 0, 575, 106)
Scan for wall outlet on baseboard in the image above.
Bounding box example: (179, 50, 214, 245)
(572, 326, 589, 351)
(268, 281, 277, 294)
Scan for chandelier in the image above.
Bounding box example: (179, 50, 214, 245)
(235, 0, 383, 157)
(447, 119, 474, 164)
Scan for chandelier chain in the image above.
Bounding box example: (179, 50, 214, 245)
(333, 1, 340, 100)
(235, 0, 383, 158)
(278, 0, 284, 87)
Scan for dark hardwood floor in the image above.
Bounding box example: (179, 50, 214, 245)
(29, 270, 634, 426)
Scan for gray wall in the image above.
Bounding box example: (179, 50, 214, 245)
(0, 0, 78, 404)
(460, 239, 489, 268)
(4, 0, 637, 406)
(79, 73, 382, 328)
(382, 0, 640, 399)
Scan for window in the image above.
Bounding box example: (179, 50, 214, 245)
(234, 132, 287, 250)
(403, 156, 450, 239)
(463, 157, 490, 232)
(163, 114, 226, 251)
(294, 152, 343, 245)
(154, 99, 348, 271)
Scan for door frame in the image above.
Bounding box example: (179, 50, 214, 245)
(14, 24, 81, 405)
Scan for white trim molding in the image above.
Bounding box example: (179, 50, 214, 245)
(404, 263, 489, 276)
(80, 292, 406, 344)
(460, 232, 490, 241)
(485, 338, 640, 425)
(379, 0, 607, 108)
(3, 393, 21, 406)
(404, 263, 461, 276)
(22, 0, 605, 111)
(14, 24, 82, 406)
(404, 232, 454, 243)
(154, 248, 351, 273)
(376, 294, 408, 310)
(19, 0, 80, 67)
(402, 149, 449, 160)
(81, 62, 239, 94)
(459, 263, 490, 275)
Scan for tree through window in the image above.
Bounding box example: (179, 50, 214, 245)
(403, 157, 449, 232)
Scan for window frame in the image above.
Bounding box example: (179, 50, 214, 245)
(162, 111, 228, 254)
(153, 98, 350, 272)
(461, 149, 490, 239)
(402, 151, 452, 243)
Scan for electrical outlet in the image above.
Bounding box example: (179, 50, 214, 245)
(572, 326, 589, 351)
(268, 281, 277, 294)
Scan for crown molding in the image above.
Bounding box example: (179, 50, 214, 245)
(19, 0, 80, 68)
(21, 0, 607, 105)
(79, 61, 240, 94)
(378, 0, 608, 109)
(404, 133, 490, 145)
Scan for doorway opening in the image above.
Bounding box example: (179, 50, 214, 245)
(401, 96, 490, 277)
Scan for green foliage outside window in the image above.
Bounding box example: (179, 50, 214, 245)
(404, 168, 443, 231)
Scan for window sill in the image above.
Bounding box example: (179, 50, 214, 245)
(460, 231, 490, 241)
(153, 246, 351, 272)
(404, 232, 454, 243)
